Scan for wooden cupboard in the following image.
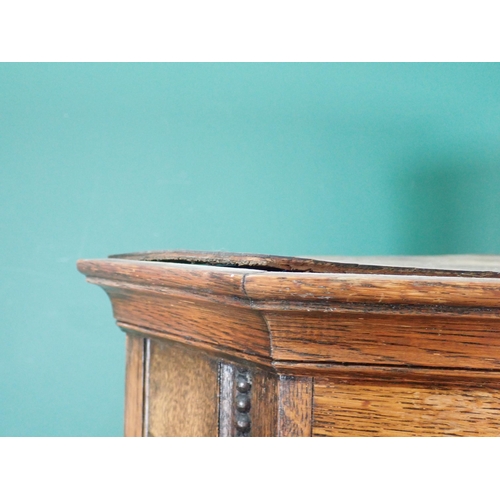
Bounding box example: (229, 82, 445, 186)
(77, 251, 500, 436)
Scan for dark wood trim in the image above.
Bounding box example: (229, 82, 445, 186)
(218, 363, 235, 437)
(275, 362, 500, 386)
(218, 361, 278, 437)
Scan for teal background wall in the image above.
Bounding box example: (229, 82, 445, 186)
(1, 63, 500, 436)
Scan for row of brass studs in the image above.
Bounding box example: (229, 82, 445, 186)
(235, 368, 252, 436)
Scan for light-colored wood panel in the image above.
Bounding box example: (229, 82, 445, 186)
(313, 381, 500, 436)
(267, 311, 500, 369)
(147, 339, 219, 437)
(277, 376, 313, 437)
(124, 334, 145, 437)
(311, 254, 500, 272)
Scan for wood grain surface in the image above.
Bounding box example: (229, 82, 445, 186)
(250, 366, 278, 437)
(77, 252, 500, 437)
(266, 311, 500, 369)
(106, 287, 271, 360)
(277, 376, 313, 437)
(244, 272, 500, 308)
(274, 361, 500, 386)
(146, 339, 219, 437)
(219, 362, 278, 436)
(78, 258, 255, 300)
(119, 323, 273, 368)
(313, 379, 500, 436)
(78, 254, 500, 369)
(124, 334, 146, 437)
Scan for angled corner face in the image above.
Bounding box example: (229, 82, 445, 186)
(76, 257, 274, 363)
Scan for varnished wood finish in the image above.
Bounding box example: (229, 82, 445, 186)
(265, 311, 500, 369)
(277, 376, 313, 437)
(77, 254, 500, 371)
(124, 334, 145, 437)
(274, 362, 500, 386)
(78, 258, 254, 300)
(313, 379, 500, 437)
(248, 366, 278, 437)
(106, 287, 271, 360)
(218, 362, 278, 436)
(146, 339, 219, 437)
(77, 259, 272, 364)
(120, 324, 272, 369)
(244, 272, 500, 308)
(77, 251, 500, 437)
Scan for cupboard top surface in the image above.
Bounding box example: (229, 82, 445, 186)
(108, 250, 500, 277)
